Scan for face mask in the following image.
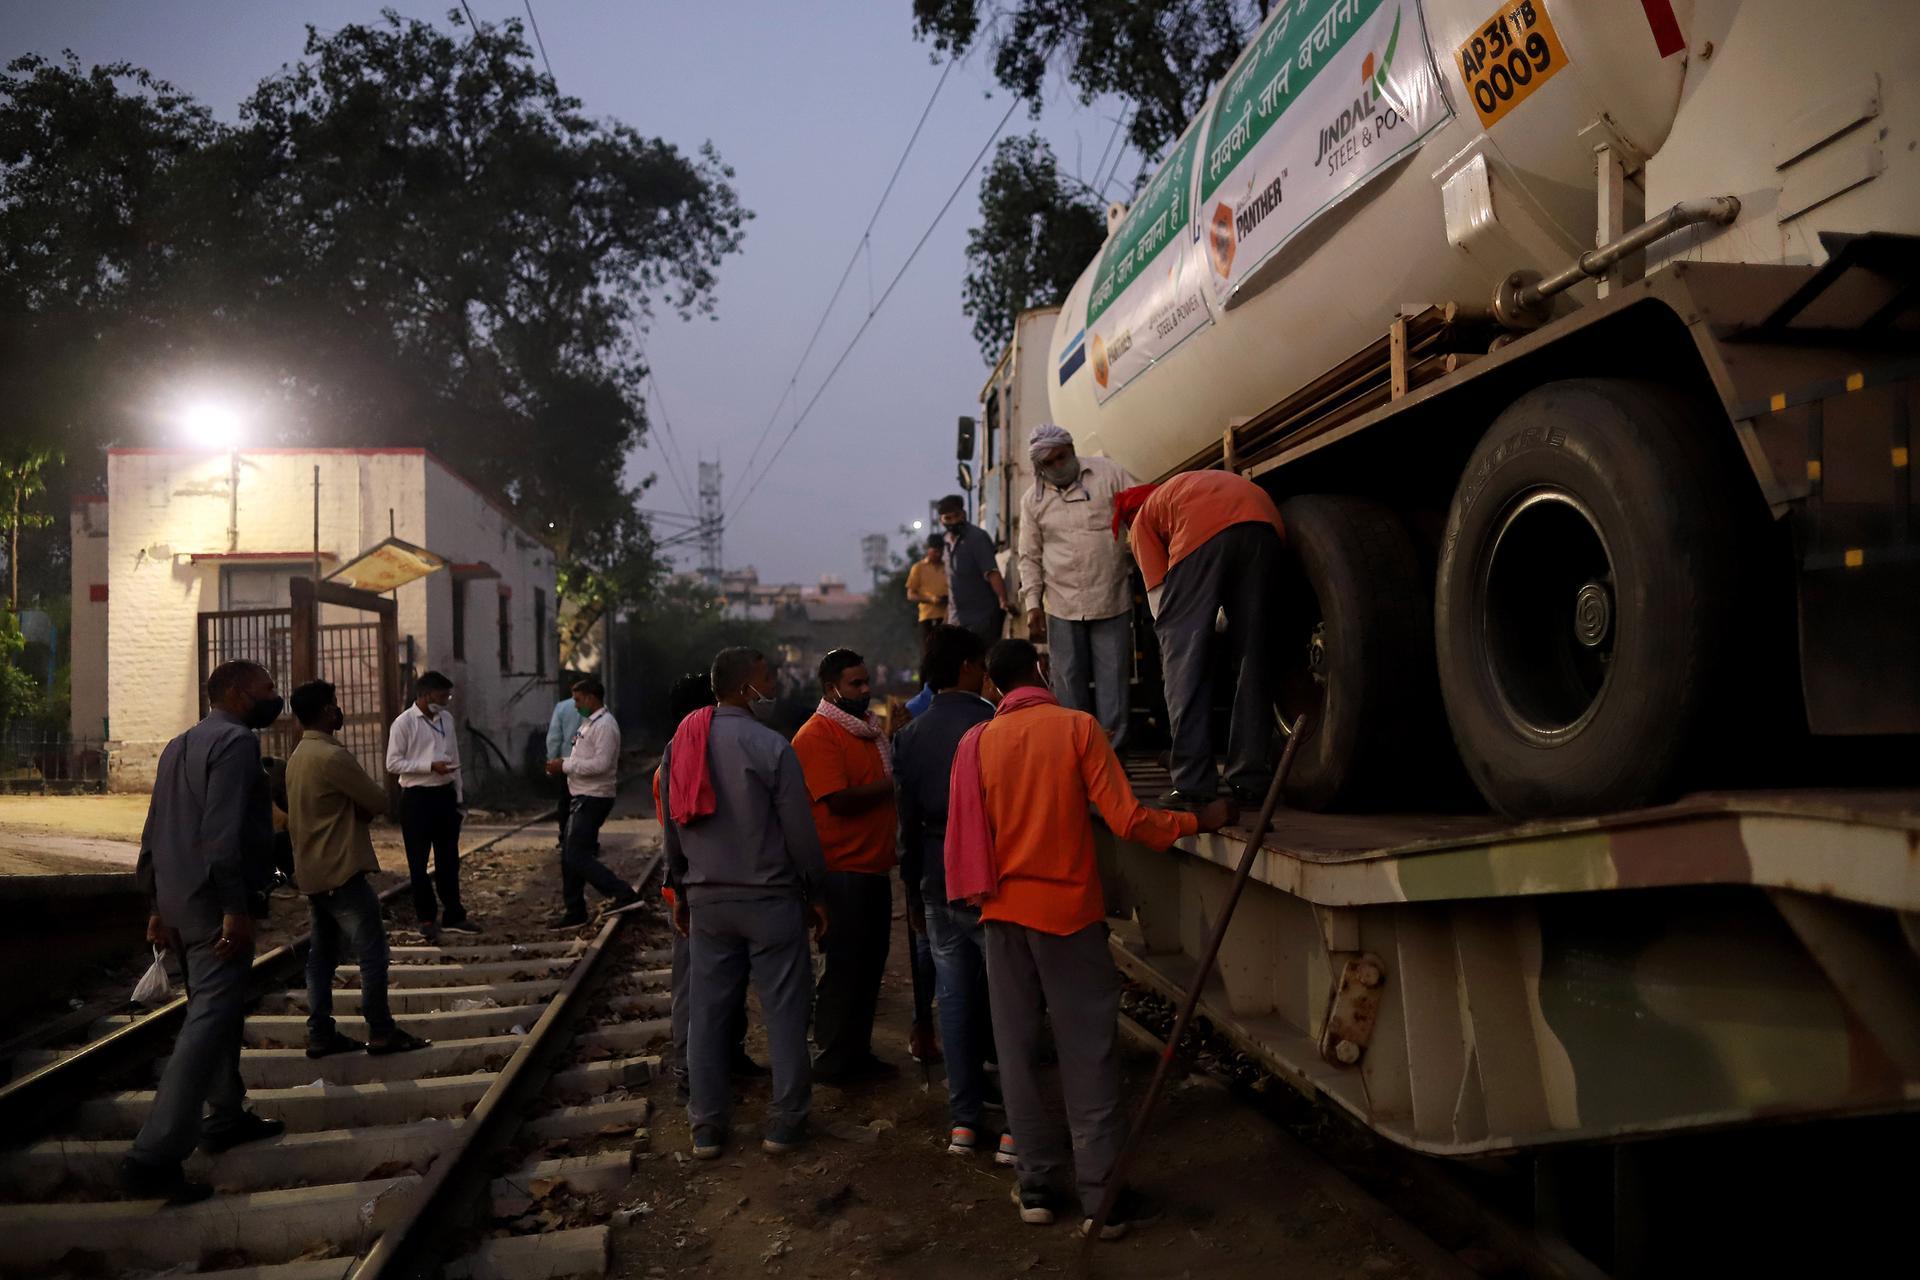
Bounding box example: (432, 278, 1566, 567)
(832, 693, 872, 720)
(746, 684, 777, 723)
(245, 695, 285, 729)
(325, 706, 345, 734)
(1040, 456, 1080, 487)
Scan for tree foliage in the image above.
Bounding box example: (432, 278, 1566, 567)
(0, 9, 750, 622)
(962, 133, 1107, 361)
(912, 0, 1265, 162)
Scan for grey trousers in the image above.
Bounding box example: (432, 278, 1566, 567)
(1155, 521, 1282, 796)
(1049, 611, 1131, 752)
(687, 895, 813, 1136)
(670, 922, 749, 1081)
(984, 919, 1124, 1212)
(131, 929, 253, 1168)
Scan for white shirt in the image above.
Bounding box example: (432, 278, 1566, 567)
(563, 707, 621, 798)
(386, 702, 462, 801)
(1017, 454, 1139, 622)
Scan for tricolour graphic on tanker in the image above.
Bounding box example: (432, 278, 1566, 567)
(1202, 0, 1451, 306)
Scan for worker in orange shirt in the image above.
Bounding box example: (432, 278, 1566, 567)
(793, 648, 899, 1083)
(947, 638, 1231, 1238)
(1114, 472, 1286, 808)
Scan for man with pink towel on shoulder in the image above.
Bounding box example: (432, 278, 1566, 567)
(662, 647, 829, 1161)
(946, 637, 1231, 1240)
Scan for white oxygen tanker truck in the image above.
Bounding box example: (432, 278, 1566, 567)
(962, 0, 1920, 817)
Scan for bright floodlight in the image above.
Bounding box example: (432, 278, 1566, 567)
(911, 519, 924, 530)
(181, 402, 244, 450)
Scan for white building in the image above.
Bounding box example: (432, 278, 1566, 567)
(71, 447, 559, 791)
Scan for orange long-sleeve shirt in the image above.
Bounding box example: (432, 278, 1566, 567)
(1128, 470, 1286, 591)
(976, 702, 1198, 935)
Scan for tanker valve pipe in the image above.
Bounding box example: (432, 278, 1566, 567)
(1492, 196, 1742, 329)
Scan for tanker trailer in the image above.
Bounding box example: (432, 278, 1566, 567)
(1035, 0, 1919, 816)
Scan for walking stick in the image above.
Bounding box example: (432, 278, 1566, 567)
(1076, 713, 1310, 1268)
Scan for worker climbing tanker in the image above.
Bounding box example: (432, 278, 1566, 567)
(968, 0, 1920, 817)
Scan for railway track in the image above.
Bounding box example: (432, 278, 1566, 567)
(0, 830, 671, 1280)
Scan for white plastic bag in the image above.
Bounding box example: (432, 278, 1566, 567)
(131, 946, 171, 1006)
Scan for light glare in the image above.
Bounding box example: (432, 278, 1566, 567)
(180, 402, 244, 450)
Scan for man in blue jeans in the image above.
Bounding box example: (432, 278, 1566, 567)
(892, 624, 1002, 1157)
(286, 680, 428, 1058)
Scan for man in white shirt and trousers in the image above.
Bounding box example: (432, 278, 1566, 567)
(1018, 423, 1140, 750)
(545, 676, 644, 927)
(385, 670, 475, 939)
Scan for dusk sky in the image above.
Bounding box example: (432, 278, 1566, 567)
(1, 1, 1142, 588)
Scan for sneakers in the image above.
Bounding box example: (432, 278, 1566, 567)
(200, 1111, 285, 1154)
(121, 1157, 212, 1206)
(1080, 1188, 1162, 1241)
(417, 921, 441, 944)
(1009, 1183, 1061, 1226)
(761, 1122, 808, 1155)
(1157, 788, 1216, 811)
(440, 917, 481, 935)
(691, 1126, 725, 1160)
(994, 1132, 1018, 1167)
(546, 910, 590, 929)
(946, 1125, 979, 1156)
(305, 1029, 365, 1059)
(603, 890, 648, 916)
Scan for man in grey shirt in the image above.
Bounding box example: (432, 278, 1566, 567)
(663, 646, 828, 1160)
(125, 660, 287, 1203)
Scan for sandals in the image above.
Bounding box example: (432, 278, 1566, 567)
(367, 1028, 432, 1056)
(305, 1030, 366, 1059)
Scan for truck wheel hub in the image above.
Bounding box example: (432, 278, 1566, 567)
(1574, 581, 1613, 648)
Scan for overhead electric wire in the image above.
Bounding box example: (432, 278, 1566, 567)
(521, 0, 557, 84)
(726, 86, 1028, 518)
(733, 57, 957, 490)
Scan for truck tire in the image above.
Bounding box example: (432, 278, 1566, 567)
(1434, 379, 1736, 817)
(1275, 495, 1439, 810)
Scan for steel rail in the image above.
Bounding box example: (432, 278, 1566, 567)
(353, 845, 664, 1279)
(0, 809, 560, 1140)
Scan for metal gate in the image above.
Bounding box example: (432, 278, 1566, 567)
(197, 578, 401, 779)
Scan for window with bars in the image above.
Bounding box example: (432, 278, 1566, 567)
(451, 579, 468, 662)
(534, 587, 547, 677)
(498, 588, 513, 675)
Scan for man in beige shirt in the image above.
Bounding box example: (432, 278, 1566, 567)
(287, 680, 426, 1058)
(1017, 423, 1140, 750)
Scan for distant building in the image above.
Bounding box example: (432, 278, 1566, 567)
(708, 568, 868, 673)
(71, 448, 559, 792)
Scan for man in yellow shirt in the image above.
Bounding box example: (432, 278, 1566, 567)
(904, 536, 950, 642)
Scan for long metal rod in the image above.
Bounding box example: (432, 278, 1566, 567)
(1521, 196, 1741, 307)
(1077, 715, 1309, 1267)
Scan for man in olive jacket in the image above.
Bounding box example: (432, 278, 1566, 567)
(287, 680, 427, 1058)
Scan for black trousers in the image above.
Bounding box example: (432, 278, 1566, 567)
(562, 794, 630, 914)
(554, 776, 573, 849)
(1155, 521, 1282, 796)
(399, 785, 464, 925)
(812, 869, 893, 1074)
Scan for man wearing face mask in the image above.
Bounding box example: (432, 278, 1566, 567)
(1017, 424, 1140, 751)
(287, 680, 429, 1059)
(123, 660, 285, 1204)
(544, 677, 645, 927)
(937, 495, 1012, 646)
(663, 647, 829, 1158)
(792, 647, 899, 1083)
(385, 671, 473, 940)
